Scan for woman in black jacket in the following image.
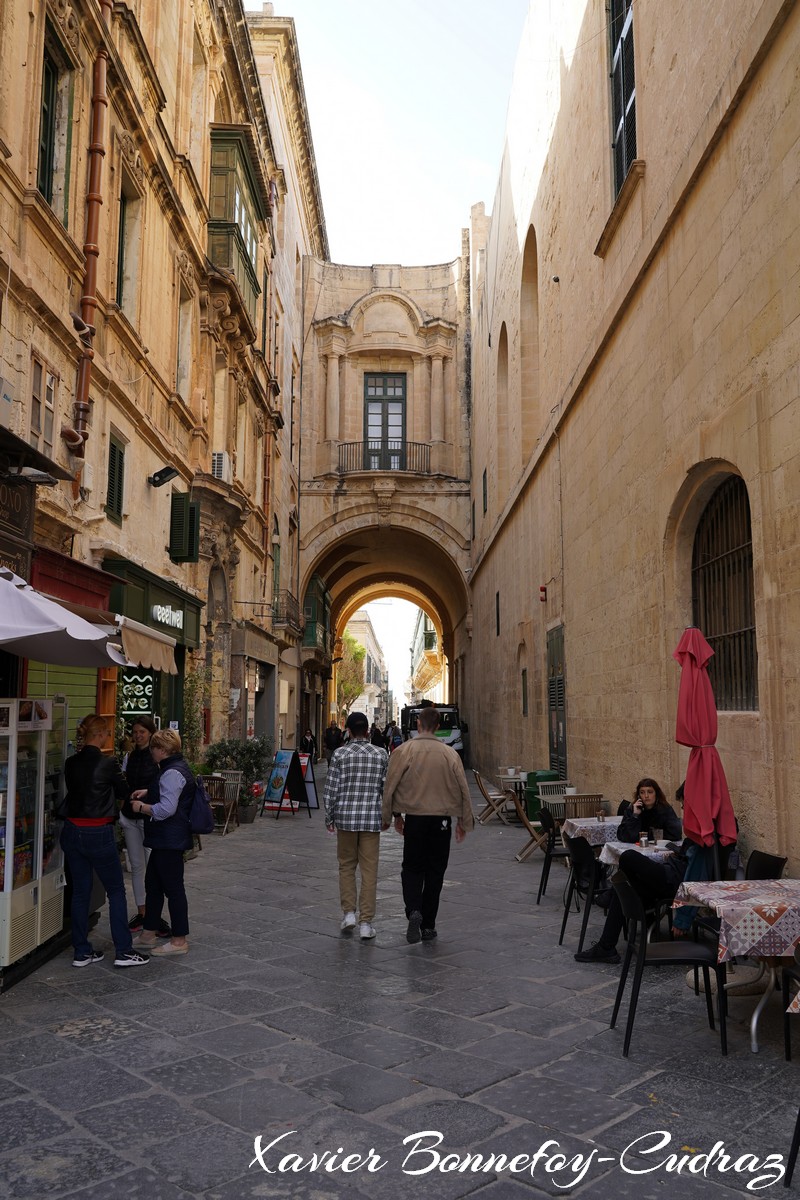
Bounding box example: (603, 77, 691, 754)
(61, 715, 149, 969)
(129, 728, 194, 956)
(618, 777, 682, 844)
(119, 716, 162, 933)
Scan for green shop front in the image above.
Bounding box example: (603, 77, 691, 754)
(103, 561, 202, 731)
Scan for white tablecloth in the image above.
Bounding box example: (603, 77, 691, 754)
(599, 841, 674, 867)
(561, 815, 624, 845)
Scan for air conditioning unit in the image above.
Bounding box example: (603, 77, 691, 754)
(211, 450, 232, 483)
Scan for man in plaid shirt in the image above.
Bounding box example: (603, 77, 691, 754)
(323, 711, 389, 940)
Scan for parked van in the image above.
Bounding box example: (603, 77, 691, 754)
(400, 702, 465, 759)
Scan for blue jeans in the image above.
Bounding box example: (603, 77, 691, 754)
(60, 822, 132, 957)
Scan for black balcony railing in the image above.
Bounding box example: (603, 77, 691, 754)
(272, 590, 302, 634)
(338, 440, 431, 474)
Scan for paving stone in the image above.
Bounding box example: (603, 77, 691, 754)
(464, 1030, 570, 1070)
(0, 1136, 133, 1198)
(236, 1041, 353, 1081)
(323, 1027, 431, 1069)
(145, 1121, 260, 1193)
(59, 1168, 197, 1200)
(183, 1020, 290, 1060)
(148, 1001, 233, 1038)
(194, 1077, 324, 1129)
(394, 1046, 520, 1096)
(260, 1005, 367, 1042)
(380, 1006, 495, 1048)
(0, 1029, 85, 1071)
(479, 1073, 638, 1138)
(295, 1060, 423, 1112)
(0, 1096, 72, 1151)
(75, 1091, 214, 1147)
(16, 1053, 150, 1110)
(141, 1050, 252, 1095)
(90, 1031, 199, 1069)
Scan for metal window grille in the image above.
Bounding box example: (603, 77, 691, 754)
(692, 476, 758, 710)
(610, 0, 636, 195)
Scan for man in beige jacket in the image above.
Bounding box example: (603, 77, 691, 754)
(382, 705, 474, 943)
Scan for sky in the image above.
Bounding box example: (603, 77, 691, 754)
(363, 598, 419, 702)
(247, 0, 530, 264)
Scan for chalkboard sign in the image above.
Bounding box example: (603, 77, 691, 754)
(297, 753, 319, 810)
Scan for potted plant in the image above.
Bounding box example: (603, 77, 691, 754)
(203, 735, 273, 826)
(238, 781, 263, 824)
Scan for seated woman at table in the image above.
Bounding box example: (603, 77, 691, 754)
(575, 838, 694, 963)
(618, 778, 682, 844)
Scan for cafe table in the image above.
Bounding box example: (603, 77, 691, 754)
(600, 840, 675, 868)
(673, 878, 800, 1052)
(497, 772, 527, 799)
(562, 815, 623, 846)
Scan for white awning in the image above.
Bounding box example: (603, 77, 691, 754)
(0, 569, 127, 668)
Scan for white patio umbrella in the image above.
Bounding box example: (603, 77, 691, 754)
(0, 569, 128, 668)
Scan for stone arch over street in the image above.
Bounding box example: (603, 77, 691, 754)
(301, 520, 471, 700)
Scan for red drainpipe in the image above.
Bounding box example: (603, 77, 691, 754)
(72, 0, 113, 457)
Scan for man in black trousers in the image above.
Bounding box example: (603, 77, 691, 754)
(382, 706, 473, 943)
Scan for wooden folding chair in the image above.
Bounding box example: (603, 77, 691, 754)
(509, 792, 547, 861)
(473, 770, 512, 825)
(564, 794, 605, 820)
(219, 770, 243, 835)
(201, 775, 228, 832)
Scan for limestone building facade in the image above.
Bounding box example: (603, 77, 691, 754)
(297, 258, 473, 721)
(0, 0, 324, 752)
(344, 608, 388, 726)
(467, 0, 800, 862)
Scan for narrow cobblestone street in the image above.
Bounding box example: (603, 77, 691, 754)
(0, 776, 797, 1199)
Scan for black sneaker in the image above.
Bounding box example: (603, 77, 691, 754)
(574, 942, 620, 964)
(114, 950, 150, 968)
(406, 911, 422, 944)
(421, 928, 438, 941)
(156, 919, 172, 939)
(73, 950, 104, 968)
(128, 913, 144, 931)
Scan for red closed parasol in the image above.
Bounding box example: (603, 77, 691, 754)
(673, 627, 737, 847)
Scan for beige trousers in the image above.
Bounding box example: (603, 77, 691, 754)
(336, 830, 380, 922)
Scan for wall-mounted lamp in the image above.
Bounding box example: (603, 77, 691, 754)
(539, 585, 548, 603)
(147, 465, 179, 487)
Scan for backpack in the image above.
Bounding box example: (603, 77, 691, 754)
(390, 729, 403, 750)
(188, 775, 216, 835)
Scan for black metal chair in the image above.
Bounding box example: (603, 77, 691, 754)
(535, 807, 570, 905)
(558, 833, 603, 953)
(610, 871, 727, 1058)
(782, 961, 800, 1062)
(786, 1104, 800, 1187)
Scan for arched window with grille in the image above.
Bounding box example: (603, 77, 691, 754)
(691, 476, 757, 710)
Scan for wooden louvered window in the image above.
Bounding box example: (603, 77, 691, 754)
(105, 436, 125, 525)
(169, 492, 200, 563)
(610, 0, 636, 196)
(692, 476, 758, 710)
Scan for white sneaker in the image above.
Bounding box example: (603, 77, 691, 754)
(340, 911, 357, 933)
(359, 922, 376, 940)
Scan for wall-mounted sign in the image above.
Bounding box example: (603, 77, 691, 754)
(151, 604, 184, 630)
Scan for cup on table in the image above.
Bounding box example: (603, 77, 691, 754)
(652, 828, 663, 842)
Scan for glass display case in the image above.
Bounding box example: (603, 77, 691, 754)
(0, 699, 67, 967)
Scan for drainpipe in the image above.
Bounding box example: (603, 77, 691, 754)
(72, 0, 112, 457)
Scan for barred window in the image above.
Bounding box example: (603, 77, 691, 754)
(609, 0, 636, 196)
(691, 476, 757, 710)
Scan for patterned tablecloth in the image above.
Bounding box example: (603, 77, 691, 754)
(599, 841, 674, 867)
(562, 815, 623, 846)
(674, 879, 800, 965)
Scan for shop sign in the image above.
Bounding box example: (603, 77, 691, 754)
(151, 603, 184, 630)
(0, 479, 33, 541)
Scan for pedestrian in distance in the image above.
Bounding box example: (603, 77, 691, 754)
(323, 721, 343, 763)
(300, 728, 317, 760)
(60, 714, 150, 969)
(382, 705, 473, 944)
(323, 710, 389, 940)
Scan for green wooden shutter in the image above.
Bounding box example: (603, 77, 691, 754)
(106, 437, 124, 523)
(170, 492, 189, 560)
(186, 501, 200, 563)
